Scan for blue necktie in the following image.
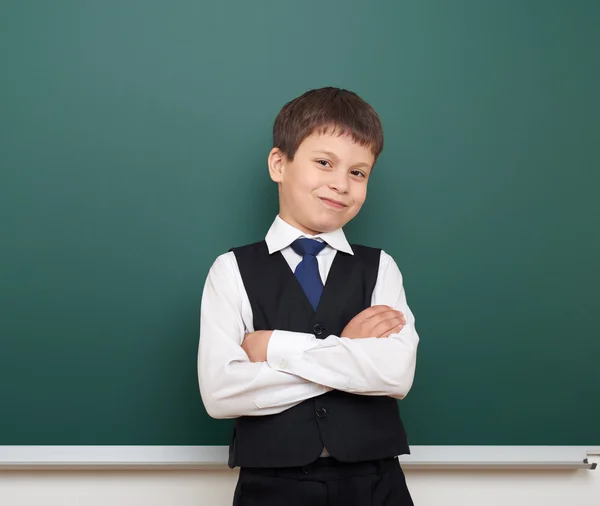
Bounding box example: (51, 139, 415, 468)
(291, 238, 327, 311)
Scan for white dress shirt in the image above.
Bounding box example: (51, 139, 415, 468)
(198, 216, 419, 420)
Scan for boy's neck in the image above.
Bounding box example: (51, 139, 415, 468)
(277, 214, 323, 237)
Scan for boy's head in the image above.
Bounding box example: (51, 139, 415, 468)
(268, 87, 383, 235)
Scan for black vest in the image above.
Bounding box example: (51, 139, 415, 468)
(228, 241, 410, 468)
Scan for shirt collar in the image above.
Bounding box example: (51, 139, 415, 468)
(265, 215, 354, 255)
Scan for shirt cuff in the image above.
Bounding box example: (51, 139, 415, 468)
(267, 330, 315, 372)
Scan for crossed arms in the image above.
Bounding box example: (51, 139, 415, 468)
(197, 251, 419, 419)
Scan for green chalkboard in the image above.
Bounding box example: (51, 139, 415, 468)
(1, 1, 598, 447)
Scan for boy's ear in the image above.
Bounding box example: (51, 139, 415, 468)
(268, 148, 285, 183)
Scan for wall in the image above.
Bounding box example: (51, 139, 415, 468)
(1, 457, 598, 505)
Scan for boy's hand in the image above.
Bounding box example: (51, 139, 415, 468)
(242, 330, 273, 362)
(341, 305, 405, 339)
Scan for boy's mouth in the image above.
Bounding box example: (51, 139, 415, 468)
(319, 197, 348, 210)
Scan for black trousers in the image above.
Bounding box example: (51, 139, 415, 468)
(233, 456, 414, 506)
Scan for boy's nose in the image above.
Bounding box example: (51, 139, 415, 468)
(329, 173, 350, 193)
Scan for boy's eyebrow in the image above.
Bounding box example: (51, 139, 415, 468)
(312, 150, 373, 169)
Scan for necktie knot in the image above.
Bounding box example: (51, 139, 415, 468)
(291, 238, 326, 258)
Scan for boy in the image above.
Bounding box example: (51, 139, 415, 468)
(198, 87, 418, 505)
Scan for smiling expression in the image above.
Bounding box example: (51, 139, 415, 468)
(268, 130, 375, 235)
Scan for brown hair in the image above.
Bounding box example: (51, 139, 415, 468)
(273, 87, 384, 161)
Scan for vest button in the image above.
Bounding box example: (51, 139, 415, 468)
(313, 324, 325, 336)
(316, 407, 327, 418)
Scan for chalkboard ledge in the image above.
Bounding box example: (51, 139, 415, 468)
(0, 446, 597, 470)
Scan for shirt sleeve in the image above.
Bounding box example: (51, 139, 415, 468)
(266, 250, 419, 399)
(198, 253, 330, 419)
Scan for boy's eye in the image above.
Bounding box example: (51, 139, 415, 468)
(350, 170, 366, 178)
(316, 160, 331, 167)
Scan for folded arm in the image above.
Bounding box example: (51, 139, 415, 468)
(266, 251, 419, 399)
(198, 253, 330, 419)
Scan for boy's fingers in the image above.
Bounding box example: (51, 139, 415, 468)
(366, 307, 403, 320)
(353, 307, 406, 330)
(380, 324, 404, 338)
(356, 305, 392, 320)
(368, 310, 404, 327)
(372, 317, 405, 338)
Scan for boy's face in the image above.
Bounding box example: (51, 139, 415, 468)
(268, 131, 374, 235)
